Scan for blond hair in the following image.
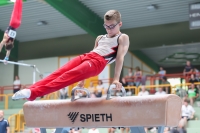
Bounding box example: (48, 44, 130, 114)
(104, 10, 121, 22)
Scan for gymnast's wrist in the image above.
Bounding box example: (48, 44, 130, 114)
(4, 56, 9, 61)
(113, 77, 119, 82)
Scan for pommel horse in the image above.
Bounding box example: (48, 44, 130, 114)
(23, 84, 182, 133)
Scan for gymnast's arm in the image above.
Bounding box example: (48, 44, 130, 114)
(0, 41, 3, 52)
(112, 34, 129, 89)
(0, 33, 9, 52)
(0, 33, 12, 61)
(6, 50, 11, 58)
(93, 35, 103, 49)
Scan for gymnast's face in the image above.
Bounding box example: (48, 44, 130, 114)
(104, 20, 122, 37)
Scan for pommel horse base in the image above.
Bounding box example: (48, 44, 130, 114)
(23, 85, 182, 133)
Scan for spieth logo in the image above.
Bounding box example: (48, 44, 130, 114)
(68, 112, 112, 123)
(68, 112, 79, 123)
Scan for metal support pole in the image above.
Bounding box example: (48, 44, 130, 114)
(33, 65, 36, 84)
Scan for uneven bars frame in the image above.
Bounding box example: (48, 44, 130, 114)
(0, 59, 40, 84)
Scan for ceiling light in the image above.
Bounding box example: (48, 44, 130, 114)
(147, 5, 157, 11)
(37, 21, 48, 26)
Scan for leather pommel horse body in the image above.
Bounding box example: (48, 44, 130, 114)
(23, 85, 182, 133)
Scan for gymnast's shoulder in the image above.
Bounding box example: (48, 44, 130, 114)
(118, 33, 129, 45)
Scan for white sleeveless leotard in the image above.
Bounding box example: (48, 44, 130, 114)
(92, 34, 122, 64)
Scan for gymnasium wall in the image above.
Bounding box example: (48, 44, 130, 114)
(18, 57, 58, 85)
(0, 63, 14, 86)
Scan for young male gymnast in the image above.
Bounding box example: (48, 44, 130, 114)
(12, 10, 130, 101)
(0, 0, 22, 61)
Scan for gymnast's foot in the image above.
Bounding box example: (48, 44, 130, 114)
(12, 89, 31, 100)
